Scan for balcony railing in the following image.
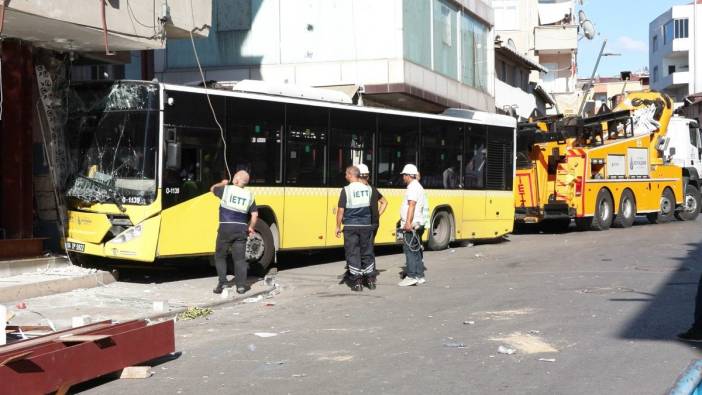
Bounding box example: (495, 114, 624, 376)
(534, 25, 578, 54)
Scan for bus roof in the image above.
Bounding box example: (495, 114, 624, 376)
(160, 82, 517, 129)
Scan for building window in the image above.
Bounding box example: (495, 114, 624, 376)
(652, 35, 658, 52)
(653, 66, 659, 83)
(664, 20, 674, 45)
(433, 0, 458, 78)
(675, 19, 689, 39)
(494, 0, 519, 31)
(669, 65, 676, 75)
(460, 12, 489, 92)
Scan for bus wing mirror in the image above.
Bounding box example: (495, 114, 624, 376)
(166, 142, 182, 170)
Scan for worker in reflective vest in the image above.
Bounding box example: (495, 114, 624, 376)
(210, 170, 258, 295)
(336, 166, 375, 292)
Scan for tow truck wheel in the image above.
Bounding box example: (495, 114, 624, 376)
(247, 221, 275, 276)
(427, 211, 452, 251)
(589, 189, 614, 231)
(613, 190, 636, 228)
(675, 184, 701, 221)
(647, 188, 676, 224)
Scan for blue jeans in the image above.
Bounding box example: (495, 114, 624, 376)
(403, 227, 425, 278)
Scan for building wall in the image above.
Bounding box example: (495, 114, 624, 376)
(649, 4, 699, 101)
(155, 0, 495, 111)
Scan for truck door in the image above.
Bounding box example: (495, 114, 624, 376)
(691, 123, 702, 175)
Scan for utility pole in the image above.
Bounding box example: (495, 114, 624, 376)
(577, 39, 607, 116)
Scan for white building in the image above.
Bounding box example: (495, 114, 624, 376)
(155, 0, 496, 113)
(493, 0, 578, 115)
(649, 2, 701, 101)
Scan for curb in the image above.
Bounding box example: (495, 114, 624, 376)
(0, 271, 117, 303)
(0, 256, 70, 277)
(137, 286, 278, 322)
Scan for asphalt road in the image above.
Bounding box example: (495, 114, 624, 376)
(78, 218, 702, 394)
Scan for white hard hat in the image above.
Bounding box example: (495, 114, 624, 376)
(356, 163, 370, 175)
(401, 164, 419, 175)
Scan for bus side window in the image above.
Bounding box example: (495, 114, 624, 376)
(228, 98, 283, 186)
(464, 125, 486, 190)
(420, 120, 463, 189)
(329, 110, 375, 187)
(377, 115, 419, 188)
(285, 104, 328, 187)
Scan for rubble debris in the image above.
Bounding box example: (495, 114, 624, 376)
(443, 342, 466, 348)
(177, 307, 213, 321)
(538, 358, 557, 363)
(15, 302, 27, 310)
(244, 295, 264, 304)
(248, 344, 257, 351)
(253, 332, 278, 338)
(71, 315, 92, 328)
(153, 301, 169, 312)
(497, 346, 516, 355)
(463, 321, 476, 325)
(120, 366, 153, 379)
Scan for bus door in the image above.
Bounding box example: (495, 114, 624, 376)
(282, 105, 328, 248)
(461, 127, 487, 236)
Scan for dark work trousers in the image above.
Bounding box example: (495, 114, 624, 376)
(214, 228, 248, 288)
(693, 272, 702, 331)
(403, 227, 425, 278)
(343, 227, 375, 280)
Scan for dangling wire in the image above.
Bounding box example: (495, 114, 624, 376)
(188, 0, 231, 180)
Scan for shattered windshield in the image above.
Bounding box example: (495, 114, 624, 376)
(66, 81, 159, 207)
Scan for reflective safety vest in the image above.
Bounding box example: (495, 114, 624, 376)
(219, 185, 254, 225)
(343, 182, 372, 226)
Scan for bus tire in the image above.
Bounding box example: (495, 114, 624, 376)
(589, 188, 614, 231)
(247, 220, 275, 276)
(612, 190, 636, 228)
(675, 184, 701, 221)
(647, 188, 676, 224)
(427, 211, 452, 251)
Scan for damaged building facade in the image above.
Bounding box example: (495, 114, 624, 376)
(0, 0, 211, 258)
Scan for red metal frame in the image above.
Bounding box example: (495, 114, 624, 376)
(0, 319, 175, 394)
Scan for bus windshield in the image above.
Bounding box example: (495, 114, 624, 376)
(66, 81, 159, 207)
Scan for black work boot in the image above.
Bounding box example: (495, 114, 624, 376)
(213, 284, 224, 294)
(365, 276, 377, 290)
(351, 278, 363, 292)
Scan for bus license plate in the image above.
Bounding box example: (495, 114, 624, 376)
(65, 242, 85, 252)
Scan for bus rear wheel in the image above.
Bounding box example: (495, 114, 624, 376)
(427, 211, 452, 251)
(247, 220, 275, 276)
(675, 184, 700, 221)
(647, 188, 676, 224)
(612, 190, 636, 228)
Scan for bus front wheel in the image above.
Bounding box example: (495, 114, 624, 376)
(427, 211, 452, 251)
(247, 220, 275, 276)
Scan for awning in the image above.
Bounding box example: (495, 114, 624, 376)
(495, 45, 547, 73)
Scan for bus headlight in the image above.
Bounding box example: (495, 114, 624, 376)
(112, 225, 143, 244)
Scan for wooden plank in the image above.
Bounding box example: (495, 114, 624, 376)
(55, 335, 111, 343)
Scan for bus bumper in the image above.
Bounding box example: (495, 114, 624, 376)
(65, 215, 160, 263)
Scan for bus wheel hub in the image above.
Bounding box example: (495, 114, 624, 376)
(246, 234, 265, 261)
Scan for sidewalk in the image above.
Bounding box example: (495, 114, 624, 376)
(5, 268, 276, 330)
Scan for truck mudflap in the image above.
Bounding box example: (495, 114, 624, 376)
(543, 202, 570, 219)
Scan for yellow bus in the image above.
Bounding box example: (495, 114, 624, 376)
(64, 80, 517, 274)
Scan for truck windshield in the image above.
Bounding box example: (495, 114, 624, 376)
(66, 81, 159, 207)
